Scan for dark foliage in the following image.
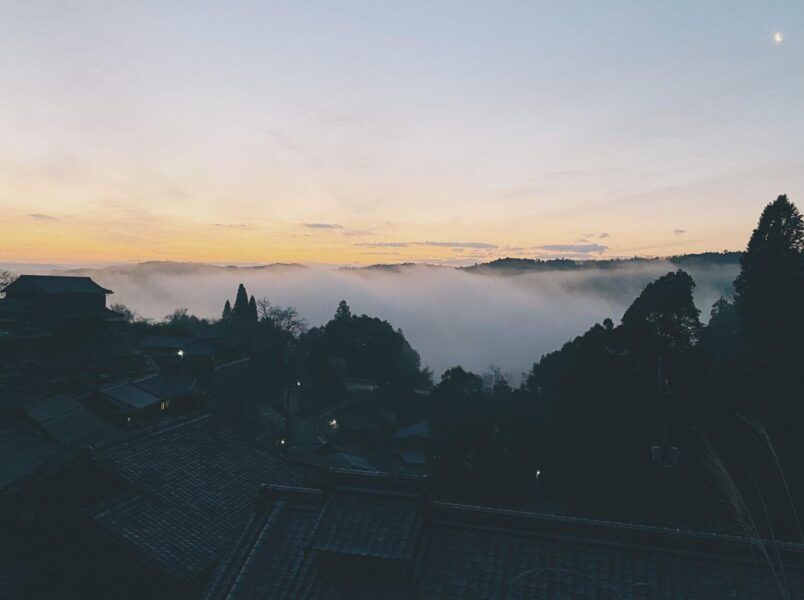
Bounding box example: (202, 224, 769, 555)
(510, 195, 804, 536)
(301, 300, 429, 389)
(734, 194, 804, 354)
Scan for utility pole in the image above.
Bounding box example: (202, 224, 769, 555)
(651, 357, 680, 469)
(282, 379, 301, 456)
(283, 381, 291, 456)
(650, 357, 680, 526)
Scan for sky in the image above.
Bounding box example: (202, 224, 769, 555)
(1, 1, 802, 266)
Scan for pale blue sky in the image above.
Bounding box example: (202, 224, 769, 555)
(1, 1, 802, 263)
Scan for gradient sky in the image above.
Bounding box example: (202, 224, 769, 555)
(1, 1, 802, 265)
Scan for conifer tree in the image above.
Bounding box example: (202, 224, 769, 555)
(334, 300, 352, 323)
(232, 283, 250, 320)
(248, 295, 258, 324)
(734, 194, 804, 352)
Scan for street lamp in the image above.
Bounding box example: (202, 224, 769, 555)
(283, 380, 301, 456)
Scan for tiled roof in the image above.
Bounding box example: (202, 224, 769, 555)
(204, 470, 804, 600)
(94, 494, 225, 582)
(89, 415, 316, 583)
(392, 419, 431, 440)
(26, 394, 124, 448)
(0, 421, 73, 492)
(4, 275, 112, 295)
(132, 373, 199, 399)
(0, 387, 48, 409)
(100, 383, 161, 410)
(309, 489, 421, 559)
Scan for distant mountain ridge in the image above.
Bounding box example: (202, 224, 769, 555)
(30, 252, 742, 279)
(462, 251, 742, 273)
(345, 252, 742, 274)
(56, 261, 306, 277)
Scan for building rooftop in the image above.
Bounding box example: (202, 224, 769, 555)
(132, 372, 201, 399)
(100, 383, 162, 411)
(26, 394, 124, 448)
(392, 419, 431, 440)
(0, 419, 73, 493)
(3, 275, 112, 295)
(89, 415, 316, 583)
(204, 469, 804, 600)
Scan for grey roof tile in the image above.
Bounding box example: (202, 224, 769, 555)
(205, 473, 804, 600)
(100, 383, 162, 410)
(90, 415, 315, 582)
(309, 491, 421, 559)
(27, 394, 124, 448)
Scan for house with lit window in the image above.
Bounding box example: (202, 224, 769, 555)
(91, 381, 166, 427)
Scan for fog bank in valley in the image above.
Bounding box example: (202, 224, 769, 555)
(20, 262, 739, 381)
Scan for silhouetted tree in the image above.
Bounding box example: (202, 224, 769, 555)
(620, 269, 701, 361)
(699, 297, 745, 369)
(248, 295, 258, 324)
(302, 300, 428, 389)
(334, 300, 352, 323)
(222, 299, 232, 321)
(165, 308, 190, 323)
(431, 365, 544, 503)
(437, 366, 483, 397)
(0, 270, 16, 298)
(733, 194, 804, 354)
(109, 303, 138, 323)
(232, 283, 250, 320)
(256, 297, 308, 337)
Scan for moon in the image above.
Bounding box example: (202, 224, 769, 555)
(774, 31, 784, 44)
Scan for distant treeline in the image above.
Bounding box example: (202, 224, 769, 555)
(462, 251, 742, 273)
(340, 251, 742, 274)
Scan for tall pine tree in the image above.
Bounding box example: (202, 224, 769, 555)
(733, 194, 804, 354)
(232, 283, 250, 321)
(248, 295, 258, 324)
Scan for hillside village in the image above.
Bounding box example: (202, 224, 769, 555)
(2, 197, 804, 599)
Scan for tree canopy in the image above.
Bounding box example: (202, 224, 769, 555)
(734, 194, 804, 353)
(302, 300, 428, 389)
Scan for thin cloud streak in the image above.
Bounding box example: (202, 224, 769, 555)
(213, 223, 251, 229)
(539, 243, 608, 254)
(355, 241, 498, 250)
(303, 223, 344, 230)
(28, 213, 59, 221)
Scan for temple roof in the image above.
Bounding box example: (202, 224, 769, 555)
(3, 275, 113, 295)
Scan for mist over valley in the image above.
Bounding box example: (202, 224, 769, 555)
(12, 256, 741, 381)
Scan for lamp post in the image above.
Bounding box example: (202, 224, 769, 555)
(283, 380, 301, 456)
(651, 358, 680, 470)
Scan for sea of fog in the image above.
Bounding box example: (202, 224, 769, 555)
(4, 262, 739, 383)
